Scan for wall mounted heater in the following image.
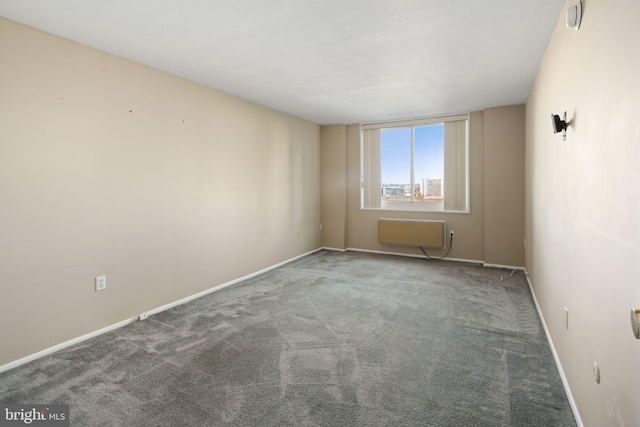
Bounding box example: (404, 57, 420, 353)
(378, 219, 446, 249)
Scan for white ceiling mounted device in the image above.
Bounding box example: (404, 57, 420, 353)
(566, 1, 582, 30)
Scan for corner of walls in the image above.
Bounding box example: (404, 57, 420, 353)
(483, 105, 525, 267)
(321, 125, 348, 250)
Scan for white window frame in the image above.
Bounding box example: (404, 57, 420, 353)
(360, 113, 470, 214)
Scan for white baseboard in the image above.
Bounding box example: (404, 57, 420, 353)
(321, 246, 347, 252)
(344, 247, 484, 265)
(140, 247, 323, 319)
(0, 316, 140, 374)
(0, 247, 323, 374)
(525, 272, 584, 427)
(482, 262, 525, 270)
(339, 247, 528, 271)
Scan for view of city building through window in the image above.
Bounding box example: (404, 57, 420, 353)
(380, 124, 444, 207)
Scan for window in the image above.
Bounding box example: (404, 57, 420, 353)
(361, 114, 469, 213)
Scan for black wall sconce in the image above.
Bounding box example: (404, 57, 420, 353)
(551, 112, 568, 141)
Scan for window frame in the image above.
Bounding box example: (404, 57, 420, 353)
(360, 113, 470, 214)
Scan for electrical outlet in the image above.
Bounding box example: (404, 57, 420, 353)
(95, 275, 106, 292)
(449, 230, 454, 239)
(320, 224, 323, 231)
(564, 307, 569, 329)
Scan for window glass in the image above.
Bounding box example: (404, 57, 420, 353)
(414, 124, 444, 209)
(381, 128, 410, 201)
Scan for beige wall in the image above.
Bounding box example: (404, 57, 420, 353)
(526, 0, 640, 425)
(484, 105, 525, 267)
(338, 109, 525, 267)
(321, 125, 347, 249)
(0, 18, 321, 366)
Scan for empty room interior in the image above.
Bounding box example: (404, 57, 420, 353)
(0, 0, 638, 426)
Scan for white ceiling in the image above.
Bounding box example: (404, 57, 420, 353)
(0, 0, 564, 125)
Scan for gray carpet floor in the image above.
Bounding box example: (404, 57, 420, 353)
(0, 250, 576, 426)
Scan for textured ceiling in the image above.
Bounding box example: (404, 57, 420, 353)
(0, 0, 564, 125)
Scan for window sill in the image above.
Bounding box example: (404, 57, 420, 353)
(361, 201, 470, 214)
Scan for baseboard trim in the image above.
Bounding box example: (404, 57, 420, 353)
(140, 247, 324, 319)
(482, 263, 525, 271)
(321, 246, 347, 252)
(340, 247, 528, 271)
(344, 247, 484, 265)
(0, 316, 140, 374)
(525, 271, 584, 427)
(0, 247, 323, 374)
